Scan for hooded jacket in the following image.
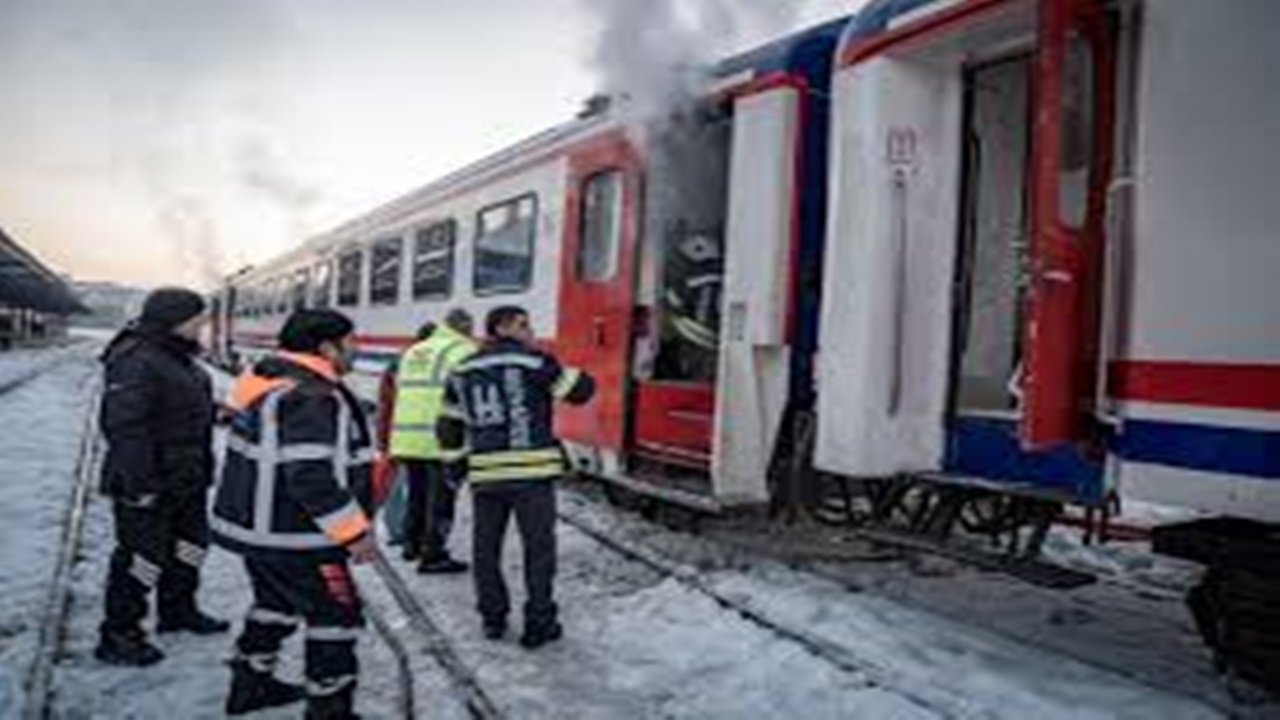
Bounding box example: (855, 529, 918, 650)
(99, 322, 215, 498)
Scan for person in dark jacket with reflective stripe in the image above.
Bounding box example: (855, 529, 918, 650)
(213, 309, 376, 719)
(438, 305, 594, 649)
(96, 287, 229, 668)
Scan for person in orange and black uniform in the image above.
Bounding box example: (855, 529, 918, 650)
(97, 287, 229, 667)
(213, 309, 376, 719)
(437, 306, 594, 649)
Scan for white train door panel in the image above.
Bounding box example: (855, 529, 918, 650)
(816, 58, 964, 477)
(712, 85, 801, 502)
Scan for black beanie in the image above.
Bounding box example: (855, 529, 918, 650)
(139, 287, 207, 330)
(279, 309, 355, 353)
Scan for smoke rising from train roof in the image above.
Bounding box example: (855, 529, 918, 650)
(585, 0, 801, 123)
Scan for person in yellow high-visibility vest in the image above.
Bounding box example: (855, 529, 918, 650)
(389, 308, 478, 573)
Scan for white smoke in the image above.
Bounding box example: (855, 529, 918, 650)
(585, 0, 802, 122)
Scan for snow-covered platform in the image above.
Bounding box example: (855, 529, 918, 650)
(0, 349, 1261, 718)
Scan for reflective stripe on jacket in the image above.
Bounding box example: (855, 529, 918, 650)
(213, 353, 375, 561)
(437, 338, 595, 484)
(388, 327, 477, 460)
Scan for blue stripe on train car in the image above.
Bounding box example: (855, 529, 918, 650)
(945, 415, 1280, 504)
(716, 18, 848, 410)
(944, 416, 1106, 503)
(1115, 420, 1280, 480)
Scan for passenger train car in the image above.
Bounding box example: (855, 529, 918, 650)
(208, 0, 1280, 690)
(209, 19, 848, 511)
(816, 0, 1280, 541)
(211, 0, 1280, 545)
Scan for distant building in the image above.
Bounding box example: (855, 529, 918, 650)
(0, 226, 87, 349)
(72, 280, 147, 330)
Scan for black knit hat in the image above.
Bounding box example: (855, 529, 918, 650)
(139, 287, 207, 330)
(278, 309, 355, 353)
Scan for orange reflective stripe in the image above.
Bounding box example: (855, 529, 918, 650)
(322, 508, 371, 545)
(227, 373, 294, 411)
(278, 351, 340, 382)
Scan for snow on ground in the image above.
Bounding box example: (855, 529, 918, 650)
(50, 433, 419, 719)
(555, 492, 1221, 719)
(0, 348, 100, 718)
(2, 353, 1264, 718)
(0, 342, 89, 389)
(375, 492, 928, 719)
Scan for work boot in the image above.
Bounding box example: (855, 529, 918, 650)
(94, 627, 164, 667)
(158, 609, 231, 635)
(482, 619, 507, 640)
(519, 620, 563, 650)
(417, 556, 469, 575)
(225, 659, 305, 715)
(305, 686, 360, 720)
(400, 544, 420, 562)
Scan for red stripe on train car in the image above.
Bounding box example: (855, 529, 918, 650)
(1109, 361, 1280, 412)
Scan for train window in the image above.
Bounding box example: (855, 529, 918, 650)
(337, 250, 363, 307)
(413, 220, 456, 301)
(275, 277, 290, 314)
(577, 170, 623, 282)
(312, 261, 333, 308)
(293, 265, 309, 307)
(474, 194, 537, 296)
(370, 237, 403, 306)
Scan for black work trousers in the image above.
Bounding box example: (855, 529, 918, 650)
(234, 556, 364, 700)
(102, 489, 209, 633)
(403, 459, 461, 562)
(472, 480, 557, 630)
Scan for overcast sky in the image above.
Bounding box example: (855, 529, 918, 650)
(0, 0, 855, 288)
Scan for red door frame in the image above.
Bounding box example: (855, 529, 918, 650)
(554, 131, 642, 450)
(630, 73, 810, 469)
(1021, 0, 1115, 448)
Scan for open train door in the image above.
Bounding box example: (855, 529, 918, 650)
(555, 133, 641, 450)
(1020, 0, 1115, 449)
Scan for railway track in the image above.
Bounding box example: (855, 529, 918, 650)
(22, 372, 102, 720)
(364, 596, 418, 719)
(367, 552, 504, 720)
(0, 345, 88, 398)
(553, 505, 955, 717)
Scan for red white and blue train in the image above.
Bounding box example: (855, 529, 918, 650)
(210, 0, 1280, 614)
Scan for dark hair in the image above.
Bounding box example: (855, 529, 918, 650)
(485, 305, 528, 338)
(444, 308, 474, 336)
(279, 309, 355, 353)
(415, 321, 437, 341)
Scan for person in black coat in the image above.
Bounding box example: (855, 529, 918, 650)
(96, 287, 230, 667)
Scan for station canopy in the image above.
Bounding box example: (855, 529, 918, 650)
(0, 227, 86, 315)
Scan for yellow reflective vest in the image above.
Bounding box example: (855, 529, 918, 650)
(388, 327, 477, 459)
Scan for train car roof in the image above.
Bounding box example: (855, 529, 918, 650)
(231, 17, 854, 285)
(841, 0, 939, 44)
(716, 15, 850, 79)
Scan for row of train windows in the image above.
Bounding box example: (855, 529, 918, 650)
(232, 169, 625, 319)
(233, 194, 539, 317)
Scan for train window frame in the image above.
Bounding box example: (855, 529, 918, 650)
(412, 219, 457, 301)
(370, 236, 404, 306)
(473, 193, 538, 297)
(312, 260, 334, 309)
(275, 277, 290, 314)
(291, 268, 310, 311)
(577, 169, 624, 282)
(337, 249, 364, 308)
